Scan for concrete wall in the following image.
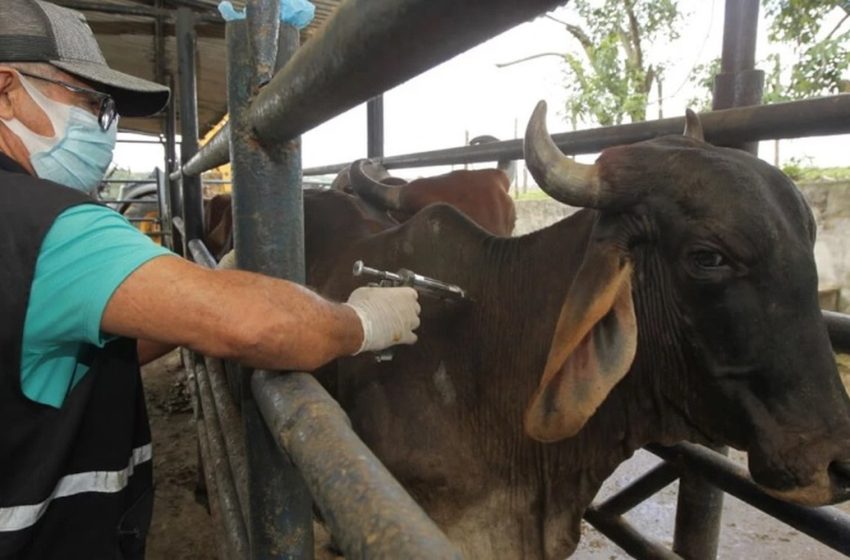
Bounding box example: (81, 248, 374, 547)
(800, 181, 850, 312)
(514, 181, 850, 312)
(513, 198, 577, 236)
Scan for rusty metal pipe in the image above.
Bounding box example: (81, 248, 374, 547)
(182, 122, 231, 178)
(648, 443, 850, 556)
(593, 462, 681, 516)
(303, 95, 850, 176)
(227, 8, 314, 556)
(250, 0, 564, 146)
(583, 507, 683, 560)
(825, 311, 850, 353)
(252, 371, 462, 560)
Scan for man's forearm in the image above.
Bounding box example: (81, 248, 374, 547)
(211, 269, 364, 370)
(102, 256, 364, 372)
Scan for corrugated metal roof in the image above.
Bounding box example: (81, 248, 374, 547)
(52, 0, 343, 136)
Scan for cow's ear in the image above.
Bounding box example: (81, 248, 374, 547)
(524, 242, 637, 442)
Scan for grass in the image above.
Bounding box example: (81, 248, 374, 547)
(784, 166, 850, 183)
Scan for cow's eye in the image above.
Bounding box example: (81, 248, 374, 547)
(690, 250, 727, 269)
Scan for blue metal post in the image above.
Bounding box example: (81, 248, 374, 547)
(226, 0, 312, 556)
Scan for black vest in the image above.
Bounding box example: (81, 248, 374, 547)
(0, 154, 153, 559)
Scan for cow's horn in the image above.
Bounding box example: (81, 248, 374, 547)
(524, 100, 609, 208)
(349, 158, 404, 211)
(683, 108, 705, 141)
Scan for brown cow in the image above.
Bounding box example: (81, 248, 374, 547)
(330, 136, 517, 238)
(310, 103, 850, 559)
(347, 159, 516, 237)
(207, 156, 517, 264)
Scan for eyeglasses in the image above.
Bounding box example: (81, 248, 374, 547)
(16, 70, 117, 131)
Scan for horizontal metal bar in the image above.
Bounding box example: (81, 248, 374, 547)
(125, 217, 159, 223)
(182, 121, 231, 177)
(116, 138, 172, 145)
(304, 94, 850, 175)
(101, 199, 159, 204)
(53, 0, 175, 18)
(825, 310, 850, 353)
(188, 238, 217, 269)
(251, 371, 462, 559)
(51, 0, 222, 22)
(647, 442, 850, 556)
(250, 0, 565, 147)
(595, 462, 681, 516)
(164, 0, 220, 11)
(584, 508, 683, 560)
(101, 179, 157, 184)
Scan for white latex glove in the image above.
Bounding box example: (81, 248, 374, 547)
(217, 249, 237, 270)
(345, 286, 421, 354)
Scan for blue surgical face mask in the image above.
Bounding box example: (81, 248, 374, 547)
(2, 72, 117, 193)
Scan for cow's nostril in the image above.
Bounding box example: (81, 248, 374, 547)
(828, 460, 850, 488)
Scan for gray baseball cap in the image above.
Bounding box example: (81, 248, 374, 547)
(0, 0, 170, 117)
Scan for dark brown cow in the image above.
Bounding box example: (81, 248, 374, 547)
(309, 103, 850, 559)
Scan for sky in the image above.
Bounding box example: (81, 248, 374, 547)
(111, 0, 850, 178)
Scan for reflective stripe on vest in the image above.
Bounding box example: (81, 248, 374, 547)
(0, 443, 152, 532)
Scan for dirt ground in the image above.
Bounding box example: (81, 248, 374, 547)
(142, 352, 850, 559)
(143, 351, 217, 560)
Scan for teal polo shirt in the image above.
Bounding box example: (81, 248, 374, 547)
(22, 203, 173, 408)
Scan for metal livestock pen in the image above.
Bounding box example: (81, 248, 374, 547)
(57, 0, 850, 558)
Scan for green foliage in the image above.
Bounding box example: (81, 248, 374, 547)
(688, 3, 848, 110)
(780, 157, 850, 182)
(762, 53, 789, 103)
(762, 0, 850, 99)
(687, 58, 721, 112)
(763, 0, 842, 45)
(558, 0, 682, 126)
(781, 156, 812, 180)
(791, 165, 850, 182)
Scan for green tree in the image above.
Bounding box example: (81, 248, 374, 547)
(499, 1, 682, 126)
(763, 0, 849, 100)
(686, 58, 721, 112)
(557, 0, 681, 126)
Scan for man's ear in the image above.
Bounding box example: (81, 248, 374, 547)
(0, 67, 18, 119)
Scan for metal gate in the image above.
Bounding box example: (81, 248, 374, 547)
(141, 0, 850, 558)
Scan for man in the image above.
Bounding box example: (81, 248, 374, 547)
(0, 1, 421, 558)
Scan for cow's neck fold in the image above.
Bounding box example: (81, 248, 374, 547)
(466, 211, 694, 556)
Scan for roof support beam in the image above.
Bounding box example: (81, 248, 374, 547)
(88, 21, 225, 38)
(51, 0, 223, 22)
